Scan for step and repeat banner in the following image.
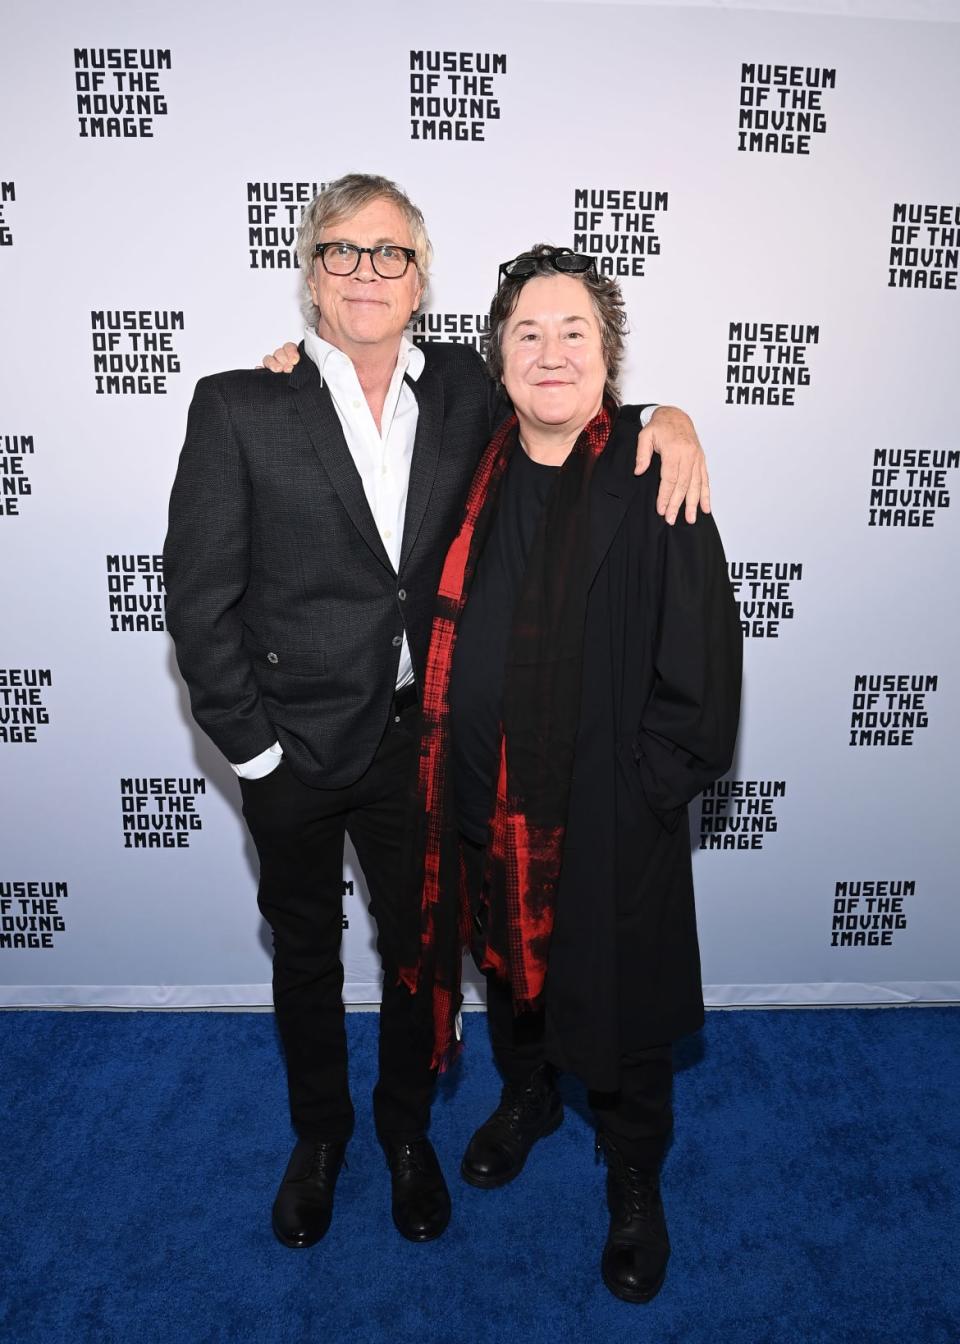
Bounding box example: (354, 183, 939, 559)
(1, 0, 958, 1007)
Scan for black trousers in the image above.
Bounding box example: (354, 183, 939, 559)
(462, 837, 674, 1171)
(239, 704, 434, 1146)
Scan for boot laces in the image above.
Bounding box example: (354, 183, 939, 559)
(619, 1165, 659, 1219)
(391, 1141, 430, 1176)
(495, 1078, 547, 1130)
(600, 1137, 659, 1218)
(308, 1144, 344, 1180)
(499, 1094, 530, 1127)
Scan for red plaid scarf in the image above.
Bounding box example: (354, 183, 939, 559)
(401, 404, 612, 1069)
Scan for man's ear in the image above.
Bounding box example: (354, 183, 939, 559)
(306, 268, 321, 313)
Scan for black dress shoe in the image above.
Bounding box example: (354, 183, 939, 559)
(383, 1138, 451, 1242)
(271, 1138, 346, 1249)
(461, 1065, 563, 1189)
(599, 1138, 670, 1303)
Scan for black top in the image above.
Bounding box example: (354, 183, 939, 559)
(450, 446, 559, 842)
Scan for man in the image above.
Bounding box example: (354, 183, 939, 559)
(163, 173, 710, 1249)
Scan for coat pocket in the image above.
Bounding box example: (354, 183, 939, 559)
(242, 631, 327, 678)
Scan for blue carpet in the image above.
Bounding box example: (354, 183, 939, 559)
(1, 1008, 957, 1343)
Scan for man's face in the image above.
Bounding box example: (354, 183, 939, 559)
(307, 197, 423, 361)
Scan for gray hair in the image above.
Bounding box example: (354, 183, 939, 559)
(296, 173, 433, 328)
(485, 244, 628, 404)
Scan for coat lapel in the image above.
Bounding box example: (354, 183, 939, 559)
(289, 345, 393, 572)
(587, 408, 646, 587)
(398, 362, 444, 573)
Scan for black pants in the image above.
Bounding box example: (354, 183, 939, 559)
(239, 704, 434, 1146)
(462, 837, 673, 1171)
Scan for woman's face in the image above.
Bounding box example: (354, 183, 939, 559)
(500, 273, 607, 438)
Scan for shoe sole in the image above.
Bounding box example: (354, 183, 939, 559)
(601, 1263, 667, 1304)
(459, 1106, 563, 1189)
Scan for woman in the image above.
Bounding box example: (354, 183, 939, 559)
(402, 246, 742, 1302)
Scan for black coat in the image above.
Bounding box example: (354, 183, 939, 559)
(544, 407, 742, 1091)
(164, 342, 496, 789)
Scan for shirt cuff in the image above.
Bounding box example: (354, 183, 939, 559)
(232, 741, 283, 779)
(640, 404, 657, 429)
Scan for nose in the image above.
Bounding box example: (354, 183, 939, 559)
(538, 332, 565, 367)
(353, 250, 380, 282)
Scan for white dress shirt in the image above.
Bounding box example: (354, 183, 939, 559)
(232, 331, 425, 779)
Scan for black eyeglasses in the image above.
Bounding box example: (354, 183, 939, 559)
(497, 247, 597, 285)
(315, 242, 417, 279)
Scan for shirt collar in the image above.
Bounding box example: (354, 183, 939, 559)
(303, 328, 425, 384)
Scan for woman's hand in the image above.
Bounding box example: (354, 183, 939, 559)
(259, 342, 301, 373)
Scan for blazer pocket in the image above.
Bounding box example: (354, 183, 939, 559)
(243, 634, 327, 678)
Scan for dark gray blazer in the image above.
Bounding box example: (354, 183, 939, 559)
(164, 341, 496, 789)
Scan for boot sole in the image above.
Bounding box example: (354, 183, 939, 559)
(460, 1106, 563, 1189)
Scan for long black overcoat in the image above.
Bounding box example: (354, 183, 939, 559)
(543, 407, 742, 1092)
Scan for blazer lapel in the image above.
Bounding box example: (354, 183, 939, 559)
(289, 346, 393, 571)
(398, 363, 444, 573)
(587, 409, 646, 588)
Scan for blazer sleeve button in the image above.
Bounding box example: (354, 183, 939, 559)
(267, 652, 279, 664)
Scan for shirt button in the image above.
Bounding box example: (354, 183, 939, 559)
(352, 399, 360, 409)
(383, 529, 392, 540)
(398, 589, 407, 601)
(392, 635, 403, 647)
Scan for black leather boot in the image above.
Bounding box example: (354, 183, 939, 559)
(271, 1138, 347, 1248)
(383, 1137, 451, 1242)
(461, 1066, 563, 1188)
(599, 1136, 670, 1303)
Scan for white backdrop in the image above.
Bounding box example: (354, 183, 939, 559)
(1, 0, 958, 1007)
